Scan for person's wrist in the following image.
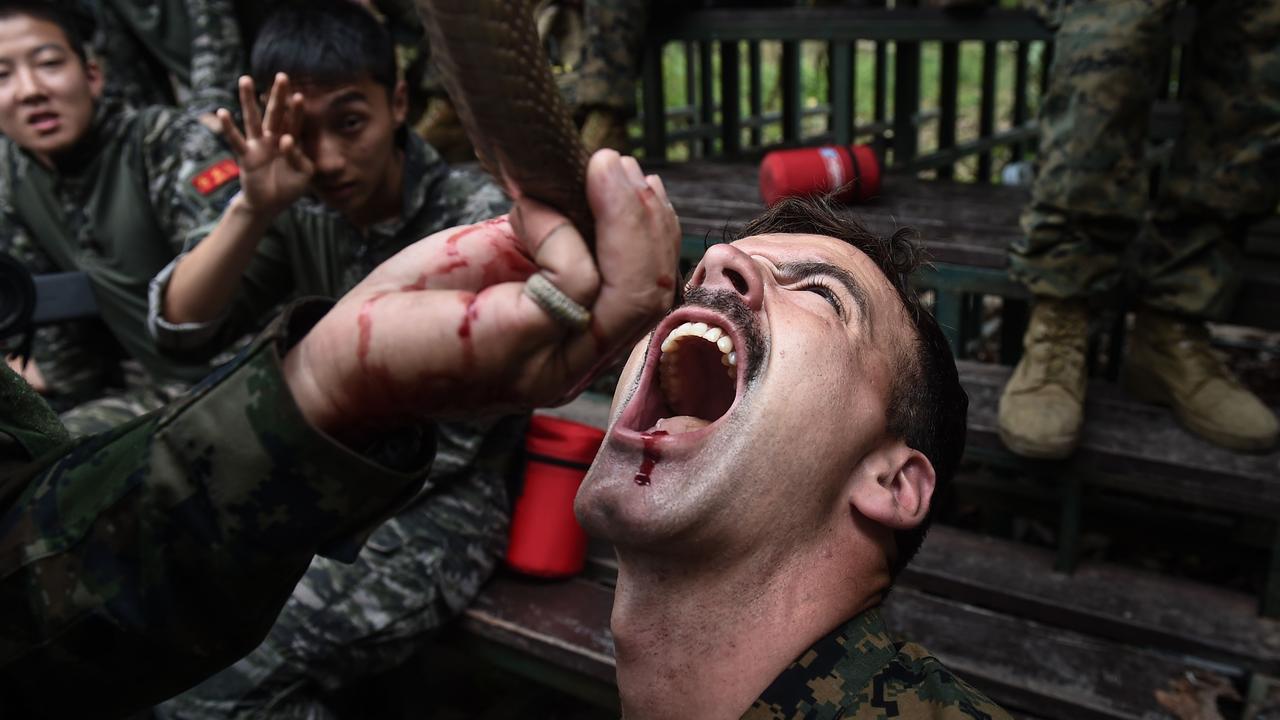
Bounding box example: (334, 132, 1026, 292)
(282, 334, 346, 440)
(230, 188, 287, 223)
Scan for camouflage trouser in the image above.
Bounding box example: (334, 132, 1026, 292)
(155, 416, 525, 720)
(1010, 0, 1280, 320)
(59, 378, 189, 437)
(400, 0, 652, 119)
(554, 0, 651, 116)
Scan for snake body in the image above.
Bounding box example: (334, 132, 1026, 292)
(414, 0, 595, 247)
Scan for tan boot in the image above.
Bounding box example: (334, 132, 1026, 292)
(580, 108, 631, 154)
(1122, 311, 1278, 452)
(998, 298, 1089, 459)
(414, 96, 475, 163)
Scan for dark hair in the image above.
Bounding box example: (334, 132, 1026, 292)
(0, 1, 90, 65)
(732, 194, 968, 577)
(250, 0, 397, 92)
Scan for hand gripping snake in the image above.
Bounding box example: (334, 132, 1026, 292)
(413, 0, 596, 248)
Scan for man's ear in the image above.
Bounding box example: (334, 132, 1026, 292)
(848, 439, 936, 531)
(392, 79, 408, 126)
(85, 59, 104, 100)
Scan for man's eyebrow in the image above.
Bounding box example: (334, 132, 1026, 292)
(327, 90, 370, 109)
(777, 260, 870, 324)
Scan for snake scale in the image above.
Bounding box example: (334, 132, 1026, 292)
(413, 0, 596, 248)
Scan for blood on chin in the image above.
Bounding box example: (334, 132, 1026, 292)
(646, 415, 711, 434)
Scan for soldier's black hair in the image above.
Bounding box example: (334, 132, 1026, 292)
(250, 0, 397, 94)
(0, 1, 91, 65)
(732, 194, 968, 579)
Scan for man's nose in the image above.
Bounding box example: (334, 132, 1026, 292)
(310, 133, 345, 176)
(688, 243, 764, 311)
(13, 65, 45, 102)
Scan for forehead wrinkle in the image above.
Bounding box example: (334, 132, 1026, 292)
(776, 260, 871, 332)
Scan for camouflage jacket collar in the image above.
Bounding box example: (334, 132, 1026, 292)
(48, 99, 131, 176)
(745, 608, 896, 717)
(364, 132, 444, 242)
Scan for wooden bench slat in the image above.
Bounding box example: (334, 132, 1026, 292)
(883, 587, 1243, 720)
(905, 525, 1280, 674)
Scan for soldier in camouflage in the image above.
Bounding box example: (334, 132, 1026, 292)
(574, 195, 1009, 719)
(1, 129, 681, 718)
(145, 3, 559, 717)
(1000, 0, 1280, 457)
(73, 0, 244, 116)
(0, 1, 242, 437)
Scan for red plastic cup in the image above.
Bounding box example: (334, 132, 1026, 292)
(758, 143, 881, 207)
(505, 415, 606, 578)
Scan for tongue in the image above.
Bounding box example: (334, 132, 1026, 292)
(648, 415, 711, 435)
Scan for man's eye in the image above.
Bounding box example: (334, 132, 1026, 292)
(800, 282, 844, 315)
(340, 115, 366, 133)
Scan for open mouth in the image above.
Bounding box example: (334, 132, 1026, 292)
(616, 309, 747, 439)
(27, 111, 60, 133)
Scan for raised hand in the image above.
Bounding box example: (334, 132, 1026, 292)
(217, 74, 314, 217)
(284, 150, 682, 438)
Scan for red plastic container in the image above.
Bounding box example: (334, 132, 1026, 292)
(505, 415, 606, 578)
(758, 143, 881, 207)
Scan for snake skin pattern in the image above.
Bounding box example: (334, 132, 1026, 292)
(415, 0, 595, 247)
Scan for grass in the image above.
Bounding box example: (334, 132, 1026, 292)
(641, 37, 1050, 182)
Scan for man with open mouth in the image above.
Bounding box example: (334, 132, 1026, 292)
(576, 196, 1012, 719)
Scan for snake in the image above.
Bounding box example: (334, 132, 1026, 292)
(413, 0, 595, 248)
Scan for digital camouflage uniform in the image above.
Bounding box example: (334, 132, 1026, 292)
(1010, 0, 1280, 320)
(152, 133, 527, 720)
(744, 609, 1012, 720)
(77, 0, 244, 115)
(0, 299, 433, 720)
(0, 100, 243, 436)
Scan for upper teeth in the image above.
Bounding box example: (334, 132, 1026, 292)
(659, 320, 737, 385)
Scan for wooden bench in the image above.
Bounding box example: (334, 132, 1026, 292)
(458, 458, 1280, 719)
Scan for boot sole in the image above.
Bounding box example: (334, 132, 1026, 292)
(997, 426, 1078, 460)
(1121, 367, 1279, 453)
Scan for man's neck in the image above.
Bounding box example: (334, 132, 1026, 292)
(348, 146, 405, 230)
(610, 538, 885, 720)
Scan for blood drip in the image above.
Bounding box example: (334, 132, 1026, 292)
(356, 292, 386, 369)
(634, 430, 668, 486)
(457, 293, 480, 363)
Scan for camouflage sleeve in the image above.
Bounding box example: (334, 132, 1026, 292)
(426, 163, 514, 228)
(148, 218, 295, 360)
(0, 177, 114, 401)
(0, 299, 433, 719)
(141, 106, 242, 252)
(186, 0, 244, 115)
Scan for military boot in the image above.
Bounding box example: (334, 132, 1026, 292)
(580, 108, 630, 154)
(415, 96, 474, 163)
(997, 297, 1089, 459)
(1122, 311, 1278, 452)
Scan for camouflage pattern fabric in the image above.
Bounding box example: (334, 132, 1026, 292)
(0, 100, 241, 396)
(744, 609, 1012, 720)
(554, 0, 651, 116)
(58, 370, 190, 437)
(158, 415, 526, 720)
(149, 127, 523, 719)
(0, 299, 433, 720)
(86, 0, 244, 115)
(1010, 0, 1280, 320)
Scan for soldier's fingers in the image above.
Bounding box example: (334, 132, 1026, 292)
(280, 134, 313, 175)
(512, 196, 599, 307)
(284, 92, 305, 138)
(262, 73, 289, 137)
(239, 76, 262, 139)
(218, 109, 249, 157)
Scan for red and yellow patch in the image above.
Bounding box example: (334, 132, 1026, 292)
(191, 158, 240, 195)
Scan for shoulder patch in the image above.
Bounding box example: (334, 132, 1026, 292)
(191, 159, 240, 195)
